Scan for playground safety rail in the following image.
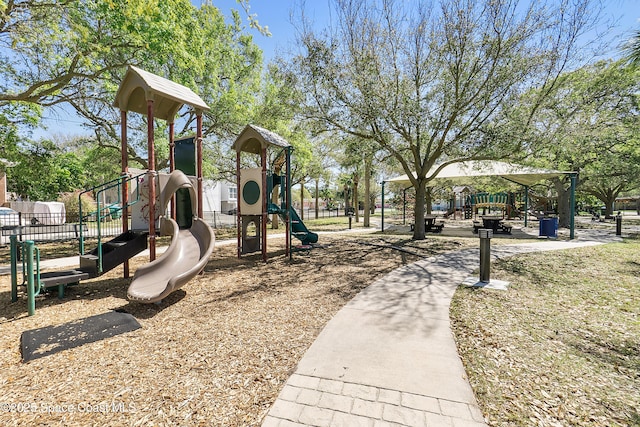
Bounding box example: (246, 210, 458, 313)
(10, 237, 42, 316)
(78, 172, 145, 274)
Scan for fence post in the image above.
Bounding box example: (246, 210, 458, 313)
(10, 235, 18, 302)
(25, 240, 36, 316)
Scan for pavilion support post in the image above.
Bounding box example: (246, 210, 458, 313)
(196, 113, 204, 218)
(569, 174, 577, 240)
(147, 99, 156, 262)
(381, 181, 386, 232)
(524, 185, 529, 228)
(121, 110, 130, 278)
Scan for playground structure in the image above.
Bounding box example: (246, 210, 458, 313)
(10, 66, 216, 314)
(465, 192, 518, 219)
(442, 190, 518, 220)
(446, 190, 555, 221)
(232, 125, 318, 262)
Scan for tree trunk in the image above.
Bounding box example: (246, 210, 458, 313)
(353, 181, 359, 223)
(364, 157, 371, 227)
(344, 185, 350, 213)
(426, 188, 432, 215)
(300, 183, 304, 220)
(553, 178, 571, 228)
(315, 179, 319, 219)
(604, 199, 615, 217)
(412, 180, 427, 240)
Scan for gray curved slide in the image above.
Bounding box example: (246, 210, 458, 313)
(127, 170, 215, 303)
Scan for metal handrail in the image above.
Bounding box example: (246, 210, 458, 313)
(78, 172, 145, 274)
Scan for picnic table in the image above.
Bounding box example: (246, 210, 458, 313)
(410, 215, 444, 233)
(473, 215, 512, 234)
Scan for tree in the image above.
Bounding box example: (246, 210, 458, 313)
(6, 140, 85, 201)
(527, 60, 640, 223)
(624, 27, 640, 66)
(339, 135, 383, 226)
(1, 0, 263, 170)
(291, 0, 602, 239)
(62, 136, 130, 188)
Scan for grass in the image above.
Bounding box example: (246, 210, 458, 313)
(451, 239, 640, 426)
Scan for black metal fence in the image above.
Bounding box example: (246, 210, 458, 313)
(1, 211, 237, 245)
(0, 207, 386, 246)
(0, 212, 120, 245)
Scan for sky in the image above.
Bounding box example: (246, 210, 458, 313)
(34, 0, 640, 139)
(213, 0, 640, 62)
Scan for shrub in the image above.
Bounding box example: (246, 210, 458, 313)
(58, 191, 96, 222)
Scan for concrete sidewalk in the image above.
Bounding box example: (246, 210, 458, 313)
(261, 237, 614, 427)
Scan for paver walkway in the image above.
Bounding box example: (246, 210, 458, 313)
(262, 236, 616, 427)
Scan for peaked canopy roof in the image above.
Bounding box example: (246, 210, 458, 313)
(113, 66, 210, 121)
(232, 124, 291, 154)
(388, 161, 572, 187)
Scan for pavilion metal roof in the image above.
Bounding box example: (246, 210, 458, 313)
(388, 160, 572, 187)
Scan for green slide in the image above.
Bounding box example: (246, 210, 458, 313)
(269, 203, 318, 245)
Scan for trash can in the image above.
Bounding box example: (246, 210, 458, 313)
(108, 204, 122, 220)
(539, 217, 558, 238)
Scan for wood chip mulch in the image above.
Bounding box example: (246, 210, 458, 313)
(0, 233, 466, 426)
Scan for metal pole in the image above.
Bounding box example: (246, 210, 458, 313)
(616, 212, 622, 236)
(26, 240, 35, 316)
(196, 113, 204, 219)
(236, 151, 241, 259)
(146, 99, 156, 261)
(569, 174, 577, 240)
(10, 235, 18, 302)
(261, 147, 268, 262)
(121, 110, 130, 278)
(286, 147, 292, 260)
(478, 229, 492, 283)
(524, 185, 529, 228)
(169, 121, 176, 221)
(381, 181, 385, 232)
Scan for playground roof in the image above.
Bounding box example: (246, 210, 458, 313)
(113, 66, 210, 121)
(232, 124, 291, 154)
(388, 160, 572, 187)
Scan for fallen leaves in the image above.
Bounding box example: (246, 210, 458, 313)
(451, 241, 640, 427)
